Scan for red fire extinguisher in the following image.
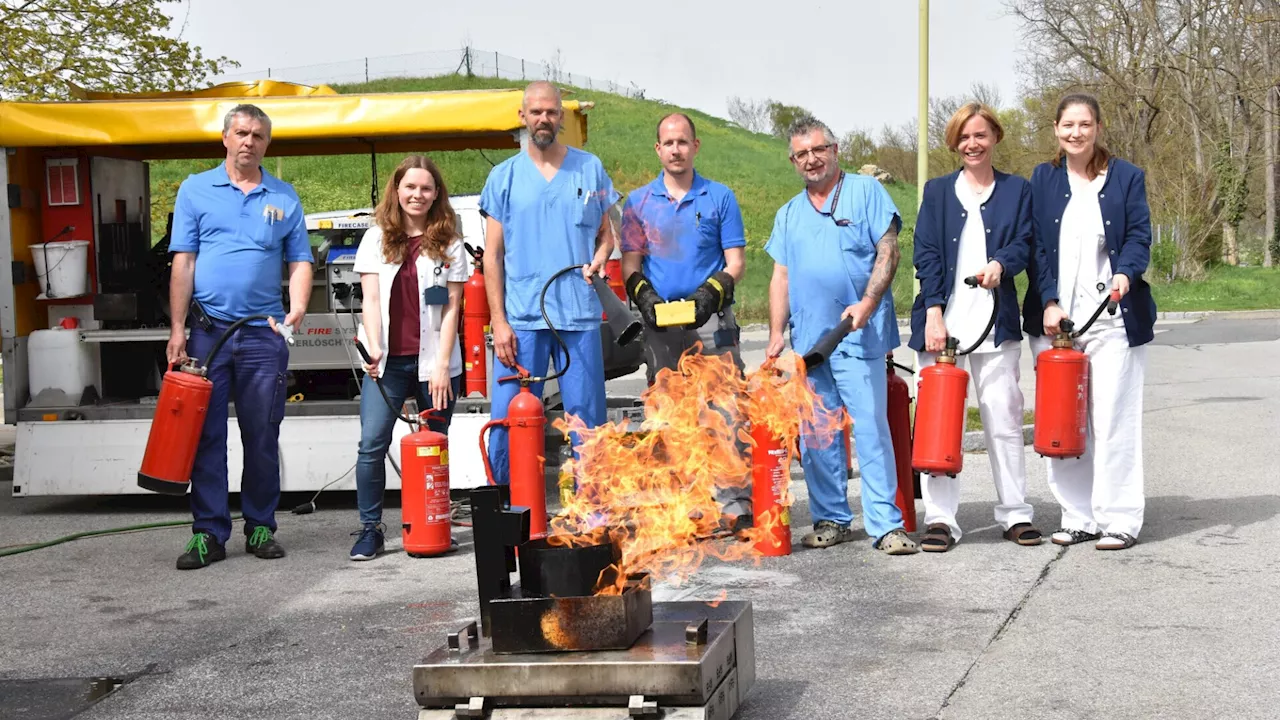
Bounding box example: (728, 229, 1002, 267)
(911, 277, 998, 478)
(400, 409, 454, 557)
(886, 353, 917, 532)
(138, 314, 289, 495)
(750, 423, 792, 557)
(1033, 285, 1121, 458)
(353, 340, 456, 556)
(475, 262, 642, 541)
(462, 243, 490, 399)
(479, 369, 548, 541)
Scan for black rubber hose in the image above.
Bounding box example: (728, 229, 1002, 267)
(1065, 282, 1122, 338)
(199, 314, 274, 369)
(528, 264, 582, 385)
(956, 276, 1000, 357)
(352, 338, 417, 427)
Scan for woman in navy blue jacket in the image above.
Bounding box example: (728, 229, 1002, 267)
(1025, 93, 1155, 551)
(908, 102, 1040, 552)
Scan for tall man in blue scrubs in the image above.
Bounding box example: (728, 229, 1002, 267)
(620, 111, 750, 521)
(167, 104, 314, 570)
(764, 117, 919, 555)
(480, 81, 618, 487)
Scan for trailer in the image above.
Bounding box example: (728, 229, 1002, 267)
(0, 79, 645, 497)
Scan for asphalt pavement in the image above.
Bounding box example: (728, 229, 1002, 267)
(1, 311, 1277, 720)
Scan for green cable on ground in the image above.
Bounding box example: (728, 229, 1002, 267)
(0, 514, 244, 558)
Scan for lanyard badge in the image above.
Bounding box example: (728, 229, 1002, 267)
(422, 263, 448, 305)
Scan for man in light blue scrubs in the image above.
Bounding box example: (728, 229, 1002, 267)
(480, 81, 618, 487)
(620, 111, 750, 524)
(764, 117, 919, 555)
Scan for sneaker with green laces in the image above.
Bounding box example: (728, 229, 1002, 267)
(176, 532, 226, 570)
(245, 525, 286, 559)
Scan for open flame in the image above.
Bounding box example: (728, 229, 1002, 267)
(550, 347, 844, 595)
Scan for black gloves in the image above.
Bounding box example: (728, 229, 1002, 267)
(625, 272, 662, 328)
(688, 271, 735, 328)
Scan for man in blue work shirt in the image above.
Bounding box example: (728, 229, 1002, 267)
(480, 81, 618, 492)
(765, 117, 919, 555)
(620, 112, 750, 522)
(165, 104, 314, 570)
(620, 112, 746, 382)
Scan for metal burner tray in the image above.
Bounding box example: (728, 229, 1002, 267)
(413, 600, 755, 719)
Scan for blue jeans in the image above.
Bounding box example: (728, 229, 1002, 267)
(487, 328, 606, 485)
(800, 348, 903, 539)
(186, 321, 290, 545)
(356, 355, 462, 525)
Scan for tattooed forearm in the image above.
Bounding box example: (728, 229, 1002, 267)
(863, 227, 900, 305)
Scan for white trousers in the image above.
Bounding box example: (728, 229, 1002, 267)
(919, 340, 1033, 542)
(1030, 326, 1147, 538)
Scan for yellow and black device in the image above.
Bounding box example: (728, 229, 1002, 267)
(654, 299, 696, 327)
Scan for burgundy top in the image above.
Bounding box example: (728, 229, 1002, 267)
(387, 236, 422, 357)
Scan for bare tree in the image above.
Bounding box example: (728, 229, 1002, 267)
(725, 96, 771, 135)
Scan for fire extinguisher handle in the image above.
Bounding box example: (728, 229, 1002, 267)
(477, 418, 507, 486)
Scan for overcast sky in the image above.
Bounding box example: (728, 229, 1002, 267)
(164, 0, 1026, 136)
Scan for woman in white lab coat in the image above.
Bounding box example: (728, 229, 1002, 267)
(349, 155, 468, 561)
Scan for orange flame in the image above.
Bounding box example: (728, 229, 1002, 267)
(549, 346, 843, 594)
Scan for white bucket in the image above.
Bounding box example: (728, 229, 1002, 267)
(30, 240, 90, 298)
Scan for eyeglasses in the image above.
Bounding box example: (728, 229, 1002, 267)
(790, 144, 834, 163)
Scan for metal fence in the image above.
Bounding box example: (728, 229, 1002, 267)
(208, 47, 646, 98)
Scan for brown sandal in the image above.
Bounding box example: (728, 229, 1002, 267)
(1003, 523, 1043, 546)
(920, 523, 955, 553)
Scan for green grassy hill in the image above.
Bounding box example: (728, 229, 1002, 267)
(148, 74, 921, 324)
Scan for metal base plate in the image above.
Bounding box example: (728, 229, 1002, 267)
(413, 601, 754, 717)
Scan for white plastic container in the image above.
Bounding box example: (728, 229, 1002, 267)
(30, 239, 90, 298)
(28, 324, 99, 406)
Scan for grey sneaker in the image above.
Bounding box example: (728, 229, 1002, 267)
(801, 520, 855, 548)
(875, 529, 920, 555)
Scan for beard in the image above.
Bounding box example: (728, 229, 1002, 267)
(531, 123, 557, 149)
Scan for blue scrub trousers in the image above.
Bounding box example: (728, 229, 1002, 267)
(186, 321, 290, 546)
(355, 357, 462, 526)
(801, 348, 904, 539)
(487, 328, 606, 485)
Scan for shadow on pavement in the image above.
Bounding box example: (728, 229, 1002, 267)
(1136, 493, 1280, 545)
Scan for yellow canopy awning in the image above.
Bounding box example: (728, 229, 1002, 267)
(0, 82, 590, 159)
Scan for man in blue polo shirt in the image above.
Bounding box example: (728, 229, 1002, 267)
(620, 112, 747, 383)
(765, 117, 918, 555)
(620, 112, 750, 523)
(166, 103, 314, 570)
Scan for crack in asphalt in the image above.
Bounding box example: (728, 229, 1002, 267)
(931, 544, 1069, 719)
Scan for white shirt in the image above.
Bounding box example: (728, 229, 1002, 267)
(353, 226, 468, 381)
(943, 173, 999, 353)
(1058, 171, 1119, 329)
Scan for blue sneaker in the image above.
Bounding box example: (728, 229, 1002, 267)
(349, 523, 386, 561)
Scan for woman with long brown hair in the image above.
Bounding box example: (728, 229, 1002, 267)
(349, 155, 467, 560)
(1025, 93, 1155, 551)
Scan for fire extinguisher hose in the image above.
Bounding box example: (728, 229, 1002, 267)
(955, 276, 1000, 356)
(197, 314, 276, 371)
(529, 263, 583, 385)
(1061, 283, 1122, 338)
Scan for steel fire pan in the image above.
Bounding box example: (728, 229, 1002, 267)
(413, 600, 754, 718)
(488, 574, 653, 654)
